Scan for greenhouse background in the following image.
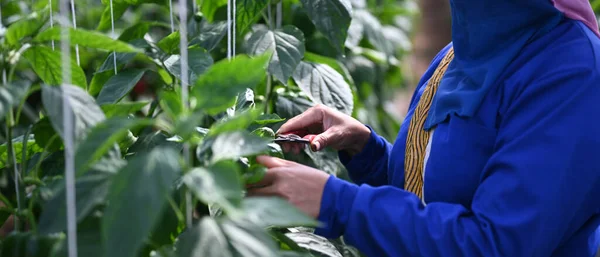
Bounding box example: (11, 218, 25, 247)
(0, 0, 599, 256)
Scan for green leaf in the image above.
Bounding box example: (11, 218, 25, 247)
(192, 54, 269, 115)
(41, 84, 106, 143)
(211, 131, 271, 163)
(0, 80, 31, 122)
(158, 90, 182, 119)
(97, 3, 128, 31)
(209, 108, 262, 136)
(304, 52, 355, 86)
(243, 164, 267, 184)
(236, 0, 268, 34)
(246, 26, 305, 84)
(89, 71, 114, 97)
(253, 114, 286, 125)
(127, 131, 183, 156)
(241, 197, 318, 228)
(103, 147, 181, 257)
(293, 61, 354, 115)
(39, 173, 113, 234)
(275, 93, 315, 119)
(0, 135, 43, 168)
(300, 0, 352, 53)
(191, 21, 227, 51)
(0, 232, 62, 257)
(32, 117, 62, 152)
(285, 232, 343, 257)
(354, 9, 394, 57)
(200, 0, 227, 22)
(163, 47, 214, 83)
(235, 88, 255, 113)
(75, 117, 154, 176)
(6, 13, 46, 46)
(96, 69, 146, 104)
(157, 31, 181, 54)
(183, 161, 243, 213)
(49, 214, 104, 257)
(34, 27, 141, 53)
(175, 217, 279, 257)
(100, 101, 150, 117)
(118, 23, 151, 42)
(24, 46, 87, 89)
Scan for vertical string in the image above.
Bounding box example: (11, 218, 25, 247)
(232, 0, 236, 57)
(276, 1, 282, 28)
(69, 0, 80, 66)
(0, 5, 5, 85)
(178, 0, 192, 228)
(49, 0, 55, 50)
(109, 0, 117, 75)
(168, 0, 174, 33)
(61, 0, 78, 255)
(226, 0, 232, 60)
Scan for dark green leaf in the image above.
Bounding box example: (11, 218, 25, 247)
(163, 47, 214, 83)
(191, 21, 227, 51)
(275, 93, 315, 119)
(211, 131, 271, 163)
(49, 214, 106, 257)
(24, 46, 87, 89)
(175, 217, 279, 257)
(304, 52, 355, 86)
(118, 23, 151, 42)
(299, 0, 352, 53)
(95, 40, 147, 74)
(97, 3, 128, 31)
(246, 26, 305, 84)
(103, 147, 181, 257)
(127, 131, 182, 155)
(201, 0, 227, 22)
(157, 31, 181, 54)
(39, 173, 113, 234)
(0, 80, 31, 122)
(41, 84, 106, 143)
(96, 69, 146, 104)
(35, 28, 141, 53)
(183, 161, 243, 213)
(354, 10, 394, 56)
(293, 61, 354, 115)
(75, 117, 153, 176)
(208, 108, 262, 136)
(241, 197, 318, 228)
(254, 114, 286, 125)
(6, 13, 46, 46)
(158, 90, 182, 119)
(32, 117, 62, 152)
(192, 54, 269, 115)
(100, 101, 150, 117)
(0, 134, 43, 168)
(236, 0, 268, 34)
(89, 70, 114, 97)
(0, 232, 62, 257)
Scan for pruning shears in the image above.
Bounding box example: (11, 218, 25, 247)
(273, 134, 310, 144)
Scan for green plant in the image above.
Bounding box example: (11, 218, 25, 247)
(0, 0, 413, 256)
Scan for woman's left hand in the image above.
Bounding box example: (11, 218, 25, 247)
(246, 155, 330, 218)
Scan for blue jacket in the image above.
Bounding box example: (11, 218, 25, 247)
(314, 19, 600, 257)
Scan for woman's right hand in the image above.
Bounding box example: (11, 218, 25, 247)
(277, 104, 371, 156)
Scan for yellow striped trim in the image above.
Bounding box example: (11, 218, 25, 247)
(404, 48, 455, 200)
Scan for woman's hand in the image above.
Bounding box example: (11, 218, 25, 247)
(277, 104, 371, 157)
(246, 155, 330, 218)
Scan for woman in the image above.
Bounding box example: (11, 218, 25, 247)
(247, 0, 600, 256)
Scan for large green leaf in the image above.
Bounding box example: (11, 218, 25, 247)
(190, 21, 227, 51)
(240, 197, 318, 228)
(103, 147, 181, 257)
(175, 217, 279, 257)
(210, 131, 271, 163)
(24, 46, 87, 89)
(192, 54, 269, 115)
(39, 173, 114, 234)
(35, 28, 141, 53)
(208, 108, 262, 136)
(292, 61, 354, 115)
(5, 12, 47, 46)
(75, 117, 154, 176)
(275, 93, 315, 119)
(41, 84, 106, 143)
(183, 161, 243, 214)
(32, 117, 63, 152)
(163, 47, 214, 83)
(0, 80, 31, 122)
(96, 69, 146, 104)
(200, 0, 228, 22)
(100, 101, 150, 117)
(246, 26, 305, 84)
(49, 214, 104, 257)
(0, 134, 43, 168)
(353, 9, 394, 56)
(97, 3, 128, 31)
(96, 39, 148, 73)
(236, 0, 268, 34)
(157, 31, 181, 54)
(299, 0, 352, 53)
(0, 232, 62, 257)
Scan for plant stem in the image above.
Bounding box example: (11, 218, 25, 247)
(0, 193, 14, 209)
(264, 75, 273, 114)
(6, 110, 22, 231)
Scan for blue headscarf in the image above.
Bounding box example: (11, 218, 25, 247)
(423, 0, 565, 130)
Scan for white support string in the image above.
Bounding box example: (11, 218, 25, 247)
(109, 0, 117, 74)
(60, 0, 78, 255)
(227, 0, 232, 60)
(178, 0, 192, 228)
(168, 0, 175, 33)
(49, 0, 55, 50)
(69, 0, 80, 66)
(232, 0, 236, 57)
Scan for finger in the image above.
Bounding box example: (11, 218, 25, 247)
(310, 129, 336, 152)
(277, 105, 325, 134)
(246, 185, 279, 197)
(256, 155, 291, 168)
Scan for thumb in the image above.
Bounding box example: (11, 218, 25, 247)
(309, 130, 337, 152)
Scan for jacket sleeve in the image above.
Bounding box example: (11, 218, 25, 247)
(337, 127, 392, 186)
(315, 64, 600, 256)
